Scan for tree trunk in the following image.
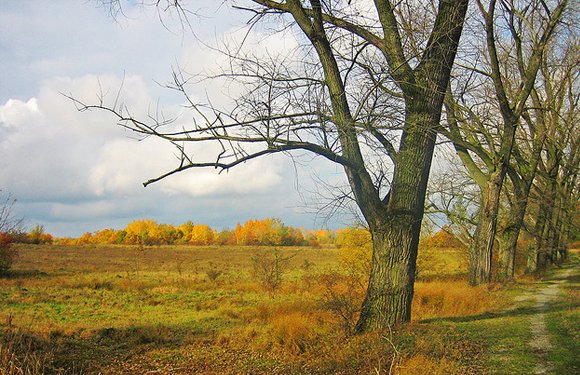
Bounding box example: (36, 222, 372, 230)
(497, 225, 519, 282)
(529, 160, 560, 274)
(356, 217, 420, 330)
(469, 168, 505, 285)
(355, 100, 438, 330)
(352, 0, 469, 331)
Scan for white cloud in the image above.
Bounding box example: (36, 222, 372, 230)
(0, 98, 41, 128)
(159, 156, 283, 197)
(0, 1, 348, 237)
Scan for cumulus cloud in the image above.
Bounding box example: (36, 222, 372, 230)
(0, 71, 294, 235)
(0, 1, 347, 236)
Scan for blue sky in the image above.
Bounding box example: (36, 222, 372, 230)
(0, 0, 352, 237)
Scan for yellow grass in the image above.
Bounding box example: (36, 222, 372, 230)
(413, 280, 506, 321)
(0, 244, 512, 373)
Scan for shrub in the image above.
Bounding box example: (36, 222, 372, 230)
(27, 224, 53, 245)
(0, 232, 17, 274)
(251, 249, 295, 296)
(319, 270, 366, 335)
(206, 262, 224, 282)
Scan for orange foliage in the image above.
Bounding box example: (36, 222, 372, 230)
(426, 225, 464, 248)
(63, 218, 309, 247)
(230, 218, 304, 246)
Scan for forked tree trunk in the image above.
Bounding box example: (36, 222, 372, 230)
(353, 0, 469, 330)
(355, 106, 435, 330)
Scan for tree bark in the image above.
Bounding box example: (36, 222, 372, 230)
(469, 169, 505, 285)
(356, 100, 439, 330)
(497, 221, 520, 282)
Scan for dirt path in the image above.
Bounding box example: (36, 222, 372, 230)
(528, 266, 575, 375)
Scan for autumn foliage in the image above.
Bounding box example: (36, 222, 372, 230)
(426, 225, 464, 249)
(61, 218, 309, 247)
(43, 220, 465, 251)
(0, 232, 16, 273)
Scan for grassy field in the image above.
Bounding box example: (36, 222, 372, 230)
(0, 244, 577, 374)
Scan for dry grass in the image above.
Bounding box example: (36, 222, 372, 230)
(398, 354, 465, 375)
(413, 281, 506, 321)
(0, 243, 516, 373)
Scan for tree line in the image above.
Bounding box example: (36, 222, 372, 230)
(57, 218, 323, 247)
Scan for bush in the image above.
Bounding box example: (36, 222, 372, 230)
(0, 232, 17, 274)
(27, 225, 53, 245)
(319, 271, 365, 335)
(251, 249, 295, 296)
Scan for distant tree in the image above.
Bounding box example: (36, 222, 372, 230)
(28, 225, 53, 245)
(189, 224, 216, 245)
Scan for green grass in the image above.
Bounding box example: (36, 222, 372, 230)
(545, 259, 580, 374)
(0, 244, 577, 374)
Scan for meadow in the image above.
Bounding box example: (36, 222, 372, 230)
(0, 244, 577, 374)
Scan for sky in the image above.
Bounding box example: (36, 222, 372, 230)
(0, 0, 353, 237)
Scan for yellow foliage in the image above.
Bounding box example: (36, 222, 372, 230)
(335, 227, 372, 277)
(189, 224, 215, 245)
(231, 218, 304, 246)
(124, 219, 178, 245)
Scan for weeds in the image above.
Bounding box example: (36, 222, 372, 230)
(0, 316, 51, 375)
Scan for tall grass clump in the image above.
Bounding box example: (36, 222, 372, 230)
(413, 281, 505, 320)
(0, 317, 51, 375)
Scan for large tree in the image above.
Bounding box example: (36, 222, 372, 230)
(76, 0, 469, 330)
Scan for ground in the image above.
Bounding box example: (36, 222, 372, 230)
(0, 245, 578, 374)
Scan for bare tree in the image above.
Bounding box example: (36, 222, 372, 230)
(525, 38, 579, 273)
(73, 0, 469, 331)
(0, 190, 22, 234)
